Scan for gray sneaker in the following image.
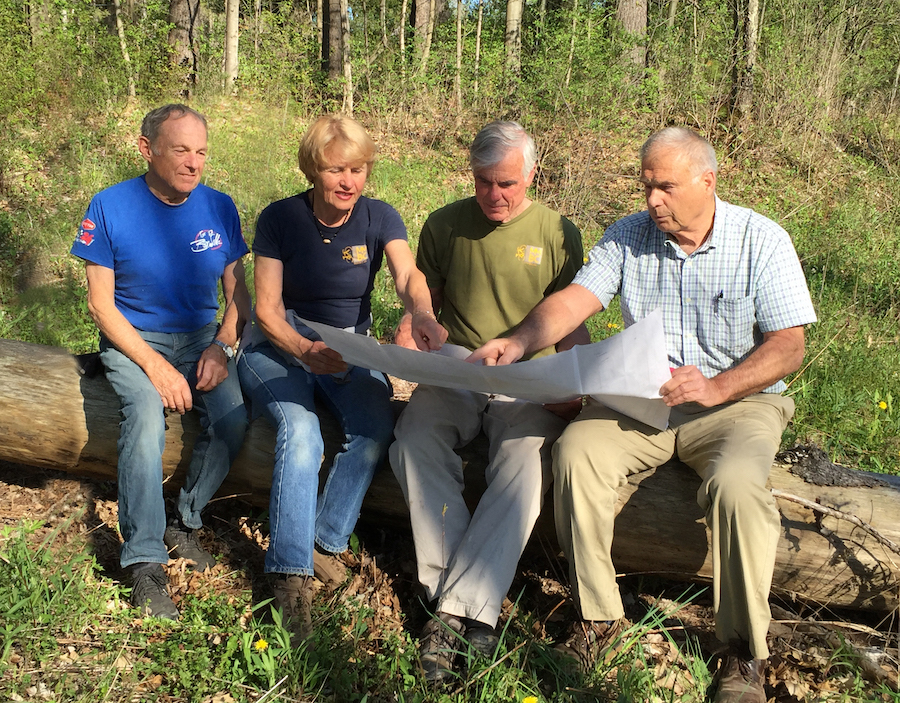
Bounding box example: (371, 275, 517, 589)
(464, 622, 499, 658)
(130, 563, 179, 620)
(419, 612, 465, 683)
(164, 522, 216, 571)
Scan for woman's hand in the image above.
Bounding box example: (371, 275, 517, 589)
(301, 340, 348, 375)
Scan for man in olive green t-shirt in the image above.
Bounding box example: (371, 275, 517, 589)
(390, 121, 587, 682)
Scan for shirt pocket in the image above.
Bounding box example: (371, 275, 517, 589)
(707, 296, 756, 353)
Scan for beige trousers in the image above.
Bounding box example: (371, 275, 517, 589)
(390, 385, 567, 626)
(553, 393, 794, 659)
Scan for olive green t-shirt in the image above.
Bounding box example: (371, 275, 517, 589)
(417, 197, 583, 359)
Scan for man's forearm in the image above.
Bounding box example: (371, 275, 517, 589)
(712, 327, 806, 403)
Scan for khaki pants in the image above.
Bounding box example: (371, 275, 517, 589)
(553, 393, 794, 659)
(390, 385, 567, 626)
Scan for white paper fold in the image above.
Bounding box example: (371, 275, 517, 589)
(303, 309, 671, 430)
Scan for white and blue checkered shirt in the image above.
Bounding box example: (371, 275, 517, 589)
(573, 196, 817, 393)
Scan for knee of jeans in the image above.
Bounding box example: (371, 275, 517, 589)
(121, 394, 166, 435)
(211, 406, 249, 445)
(277, 408, 324, 470)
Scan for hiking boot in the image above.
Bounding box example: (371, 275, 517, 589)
(554, 618, 627, 671)
(164, 521, 216, 571)
(313, 547, 348, 592)
(464, 621, 499, 658)
(272, 574, 313, 645)
(130, 563, 180, 620)
(419, 612, 465, 683)
(713, 655, 767, 703)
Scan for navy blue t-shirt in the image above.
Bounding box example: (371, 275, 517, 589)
(253, 192, 406, 329)
(70, 175, 248, 333)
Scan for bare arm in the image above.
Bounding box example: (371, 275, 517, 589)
(195, 257, 250, 392)
(86, 262, 194, 414)
(252, 255, 346, 374)
(660, 326, 805, 407)
(468, 284, 603, 366)
(384, 239, 447, 351)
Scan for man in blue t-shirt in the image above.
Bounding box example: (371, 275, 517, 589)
(71, 104, 250, 620)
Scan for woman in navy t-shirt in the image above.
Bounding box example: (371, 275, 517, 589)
(237, 115, 446, 641)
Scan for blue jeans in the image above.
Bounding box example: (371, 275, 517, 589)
(237, 341, 393, 575)
(100, 322, 248, 568)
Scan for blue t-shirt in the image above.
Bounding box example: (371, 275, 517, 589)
(252, 192, 406, 329)
(70, 175, 249, 333)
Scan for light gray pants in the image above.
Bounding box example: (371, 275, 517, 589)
(553, 393, 794, 659)
(390, 385, 568, 626)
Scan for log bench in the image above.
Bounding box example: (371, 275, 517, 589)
(1, 338, 898, 611)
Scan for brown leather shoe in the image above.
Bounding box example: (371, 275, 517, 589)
(554, 619, 628, 671)
(419, 612, 465, 683)
(713, 655, 767, 703)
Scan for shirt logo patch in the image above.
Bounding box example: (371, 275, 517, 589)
(81, 218, 96, 231)
(76, 231, 94, 246)
(190, 229, 223, 253)
(516, 245, 544, 266)
(342, 245, 368, 265)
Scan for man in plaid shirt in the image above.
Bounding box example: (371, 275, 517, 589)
(470, 127, 817, 703)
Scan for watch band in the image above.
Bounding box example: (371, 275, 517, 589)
(212, 339, 235, 360)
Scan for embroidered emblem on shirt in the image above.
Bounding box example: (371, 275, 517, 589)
(342, 245, 368, 265)
(76, 230, 94, 246)
(190, 229, 224, 253)
(516, 245, 544, 266)
(81, 218, 96, 231)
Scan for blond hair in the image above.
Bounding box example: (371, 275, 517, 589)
(297, 115, 377, 183)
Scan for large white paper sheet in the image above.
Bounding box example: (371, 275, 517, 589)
(303, 309, 672, 430)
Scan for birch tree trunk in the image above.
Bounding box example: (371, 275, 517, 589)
(505, 0, 523, 81)
(455, 0, 463, 112)
(729, 0, 759, 124)
(564, 0, 578, 87)
(340, 0, 353, 112)
(111, 0, 136, 98)
(474, 0, 483, 95)
(224, 0, 239, 91)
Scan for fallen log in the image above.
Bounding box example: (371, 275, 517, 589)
(1, 337, 898, 611)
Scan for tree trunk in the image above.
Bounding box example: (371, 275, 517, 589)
(413, 0, 429, 70)
(564, 0, 578, 87)
(729, 0, 759, 124)
(616, 0, 646, 68)
(417, 0, 436, 75)
(505, 0, 523, 80)
(474, 0, 483, 95)
(168, 0, 201, 93)
(224, 0, 239, 91)
(111, 0, 136, 98)
(399, 0, 408, 79)
(322, 0, 341, 79)
(340, 0, 353, 112)
(2, 338, 899, 613)
(454, 0, 463, 112)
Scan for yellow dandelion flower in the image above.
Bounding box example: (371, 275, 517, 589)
(254, 639, 268, 651)
(879, 401, 888, 410)
(522, 698, 539, 703)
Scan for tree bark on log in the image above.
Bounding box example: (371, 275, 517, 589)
(1, 338, 898, 611)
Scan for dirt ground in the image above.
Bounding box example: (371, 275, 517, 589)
(1, 447, 897, 701)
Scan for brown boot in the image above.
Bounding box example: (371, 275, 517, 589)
(313, 548, 348, 592)
(272, 574, 313, 644)
(713, 654, 767, 703)
(554, 619, 628, 671)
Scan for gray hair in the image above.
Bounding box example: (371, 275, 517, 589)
(141, 104, 207, 151)
(640, 127, 718, 175)
(469, 121, 537, 179)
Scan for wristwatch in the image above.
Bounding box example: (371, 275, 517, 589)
(212, 339, 235, 360)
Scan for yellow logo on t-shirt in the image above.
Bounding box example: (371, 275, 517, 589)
(342, 246, 369, 265)
(516, 245, 544, 266)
